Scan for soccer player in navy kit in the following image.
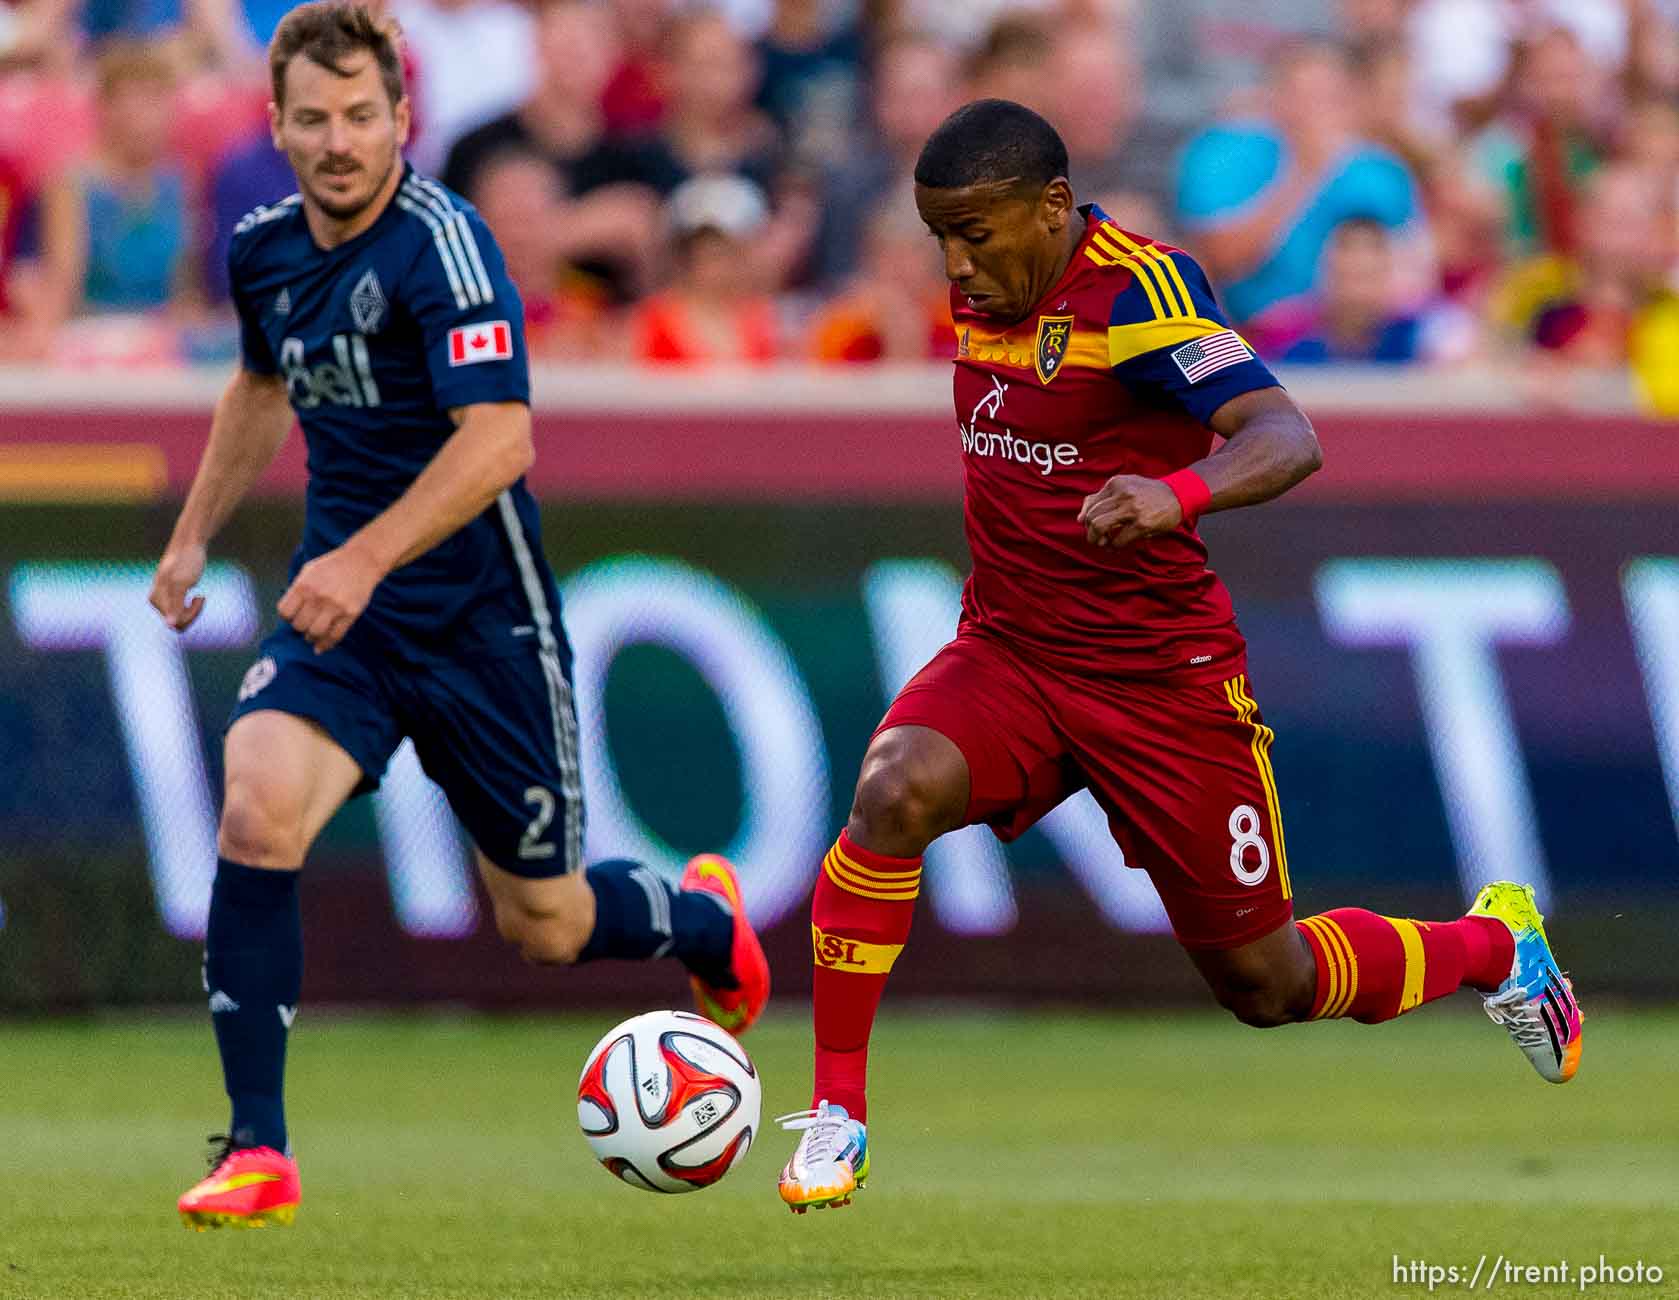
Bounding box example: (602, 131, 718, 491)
(148, 2, 768, 1229)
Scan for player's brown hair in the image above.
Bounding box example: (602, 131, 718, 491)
(269, 1, 405, 110)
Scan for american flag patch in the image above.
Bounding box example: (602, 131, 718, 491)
(1171, 330, 1252, 383)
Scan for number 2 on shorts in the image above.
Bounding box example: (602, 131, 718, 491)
(519, 785, 557, 859)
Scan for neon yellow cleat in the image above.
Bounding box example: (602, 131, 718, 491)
(1469, 882, 1583, 1084)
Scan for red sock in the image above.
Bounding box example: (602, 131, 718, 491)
(1297, 909, 1514, 1023)
(809, 831, 921, 1122)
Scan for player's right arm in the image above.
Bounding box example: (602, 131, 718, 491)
(152, 221, 294, 632)
(148, 366, 293, 631)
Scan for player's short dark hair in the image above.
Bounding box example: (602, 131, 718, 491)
(913, 99, 1069, 195)
(270, 1, 406, 110)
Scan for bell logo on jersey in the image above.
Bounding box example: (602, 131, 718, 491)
(448, 321, 513, 366)
(281, 335, 381, 409)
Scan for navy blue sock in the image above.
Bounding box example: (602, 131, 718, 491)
(205, 858, 302, 1154)
(577, 859, 736, 987)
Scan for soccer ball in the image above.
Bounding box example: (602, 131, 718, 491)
(576, 1009, 760, 1193)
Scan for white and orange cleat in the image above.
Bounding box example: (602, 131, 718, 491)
(681, 854, 770, 1035)
(777, 1100, 869, 1214)
(178, 1137, 301, 1230)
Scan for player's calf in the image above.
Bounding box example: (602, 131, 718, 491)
(1212, 979, 1306, 1028)
(1294, 905, 1513, 1024)
(1190, 922, 1317, 1028)
(476, 854, 743, 994)
(479, 859, 595, 964)
(493, 906, 593, 965)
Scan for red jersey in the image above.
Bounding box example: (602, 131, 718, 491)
(949, 206, 1279, 682)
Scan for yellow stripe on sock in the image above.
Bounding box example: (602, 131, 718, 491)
(823, 854, 920, 899)
(1299, 918, 1339, 1019)
(1304, 916, 1355, 1019)
(1384, 917, 1427, 1014)
(823, 851, 920, 901)
(831, 842, 922, 880)
(811, 923, 905, 974)
(1320, 918, 1359, 1017)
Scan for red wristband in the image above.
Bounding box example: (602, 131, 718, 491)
(1161, 468, 1213, 528)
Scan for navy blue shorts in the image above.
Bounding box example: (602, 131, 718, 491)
(228, 623, 583, 877)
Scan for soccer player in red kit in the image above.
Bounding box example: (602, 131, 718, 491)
(775, 100, 1583, 1213)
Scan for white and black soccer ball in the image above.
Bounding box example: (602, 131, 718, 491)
(576, 1009, 760, 1193)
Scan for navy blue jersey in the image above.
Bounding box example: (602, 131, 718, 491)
(229, 165, 560, 661)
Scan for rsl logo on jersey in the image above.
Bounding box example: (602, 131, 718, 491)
(1034, 314, 1074, 384)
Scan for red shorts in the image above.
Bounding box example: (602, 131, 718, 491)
(877, 629, 1294, 950)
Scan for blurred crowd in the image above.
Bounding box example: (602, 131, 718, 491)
(5, 0, 1679, 411)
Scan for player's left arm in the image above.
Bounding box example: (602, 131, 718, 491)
(1079, 386, 1321, 548)
(279, 200, 535, 652)
(1079, 246, 1322, 548)
(277, 401, 533, 652)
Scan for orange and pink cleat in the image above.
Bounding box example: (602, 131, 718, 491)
(681, 854, 770, 1035)
(178, 1139, 301, 1230)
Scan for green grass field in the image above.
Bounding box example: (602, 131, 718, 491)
(2, 1007, 1675, 1300)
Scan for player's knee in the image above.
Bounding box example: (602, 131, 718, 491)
(218, 777, 307, 867)
(850, 759, 957, 852)
(492, 898, 591, 966)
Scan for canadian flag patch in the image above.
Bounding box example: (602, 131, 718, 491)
(447, 320, 513, 366)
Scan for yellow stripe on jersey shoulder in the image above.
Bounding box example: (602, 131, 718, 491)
(1087, 225, 1199, 321)
(1108, 316, 1239, 367)
(1103, 229, 1197, 318)
(1091, 233, 1169, 320)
